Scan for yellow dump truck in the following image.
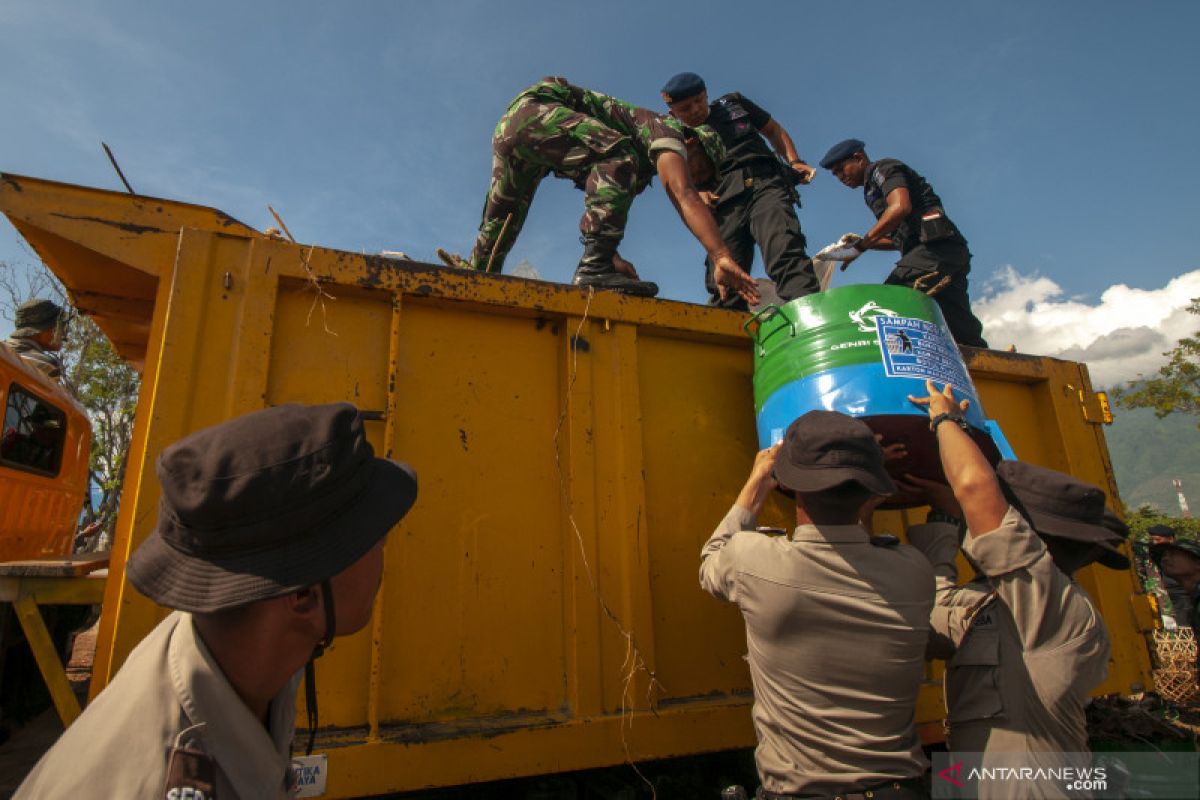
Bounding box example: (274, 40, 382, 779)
(0, 343, 91, 560)
(0, 173, 1156, 798)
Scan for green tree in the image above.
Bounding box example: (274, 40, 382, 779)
(1114, 298, 1200, 426)
(1124, 504, 1200, 543)
(1, 258, 139, 544)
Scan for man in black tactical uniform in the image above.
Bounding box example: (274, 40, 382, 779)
(818, 139, 988, 348)
(661, 72, 820, 311)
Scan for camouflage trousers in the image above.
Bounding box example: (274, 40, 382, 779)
(469, 99, 642, 273)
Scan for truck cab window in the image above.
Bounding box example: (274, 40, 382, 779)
(1, 384, 67, 476)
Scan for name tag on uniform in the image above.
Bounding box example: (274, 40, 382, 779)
(163, 744, 216, 800)
(291, 754, 328, 798)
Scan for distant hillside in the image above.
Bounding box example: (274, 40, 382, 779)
(1105, 405, 1200, 512)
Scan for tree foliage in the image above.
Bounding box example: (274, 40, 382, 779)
(1123, 504, 1200, 543)
(1, 259, 139, 542)
(1114, 298, 1200, 426)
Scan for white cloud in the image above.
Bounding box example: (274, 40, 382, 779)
(975, 266, 1200, 387)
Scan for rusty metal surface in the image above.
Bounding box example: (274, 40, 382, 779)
(0, 173, 257, 369)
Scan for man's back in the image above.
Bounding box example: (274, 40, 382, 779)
(704, 519, 934, 795)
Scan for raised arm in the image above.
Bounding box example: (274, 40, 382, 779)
(908, 382, 1106, 663)
(758, 118, 815, 185)
(699, 444, 780, 601)
(908, 380, 1008, 536)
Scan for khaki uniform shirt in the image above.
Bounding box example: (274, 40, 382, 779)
(700, 505, 934, 796)
(908, 508, 1110, 799)
(17, 611, 301, 799)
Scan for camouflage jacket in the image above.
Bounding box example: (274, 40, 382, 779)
(3, 336, 63, 380)
(505, 76, 686, 193)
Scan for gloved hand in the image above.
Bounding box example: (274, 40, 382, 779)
(819, 246, 862, 261)
(815, 233, 865, 270)
(817, 233, 864, 258)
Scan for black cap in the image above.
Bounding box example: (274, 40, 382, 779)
(1148, 524, 1176, 540)
(772, 410, 895, 496)
(661, 72, 706, 103)
(819, 138, 866, 169)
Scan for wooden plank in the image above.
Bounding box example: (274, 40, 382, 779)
(12, 594, 82, 726)
(0, 553, 110, 578)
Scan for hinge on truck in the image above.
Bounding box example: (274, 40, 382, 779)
(1066, 385, 1114, 424)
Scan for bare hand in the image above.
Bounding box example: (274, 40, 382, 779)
(749, 442, 782, 489)
(712, 253, 760, 305)
(897, 473, 964, 519)
(736, 442, 782, 514)
(612, 251, 639, 279)
(698, 190, 719, 208)
(908, 380, 970, 419)
(792, 163, 816, 185)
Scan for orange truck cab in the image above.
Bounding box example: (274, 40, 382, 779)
(0, 343, 91, 560)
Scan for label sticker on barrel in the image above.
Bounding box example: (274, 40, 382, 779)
(874, 316, 973, 391)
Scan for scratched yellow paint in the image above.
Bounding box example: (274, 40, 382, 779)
(0, 173, 1154, 798)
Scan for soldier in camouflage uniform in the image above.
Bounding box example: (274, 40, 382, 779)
(3, 298, 65, 381)
(456, 76, 757, 302)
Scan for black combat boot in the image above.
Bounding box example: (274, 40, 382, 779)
(571, 237, 658, 298)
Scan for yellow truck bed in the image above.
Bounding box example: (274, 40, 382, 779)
(0, 173, 1155, 798)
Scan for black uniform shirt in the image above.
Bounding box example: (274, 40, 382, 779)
(864, 158, 969, 269)
(706, 93, 776, 174)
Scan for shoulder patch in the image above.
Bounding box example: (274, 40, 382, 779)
(870, 534, 901, 547)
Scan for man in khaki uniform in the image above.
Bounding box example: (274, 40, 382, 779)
(700, 410, 933, 799)
(17, 403, 418, 799)
(904, 380, 1121, 799)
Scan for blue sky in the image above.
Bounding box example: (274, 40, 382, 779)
(2, 1, 1198, 382)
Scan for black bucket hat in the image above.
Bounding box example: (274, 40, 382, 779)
(996, 461, 1127, 569)
(1097, 507, 1132, 570)
(127, 402, 417, 613)
(773, 410, 896, 496)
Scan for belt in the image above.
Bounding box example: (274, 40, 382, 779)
(756, 777, 926, 800)
(740, 161, 785, 187)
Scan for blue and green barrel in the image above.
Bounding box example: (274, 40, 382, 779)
(746, 284, 1008, 502)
